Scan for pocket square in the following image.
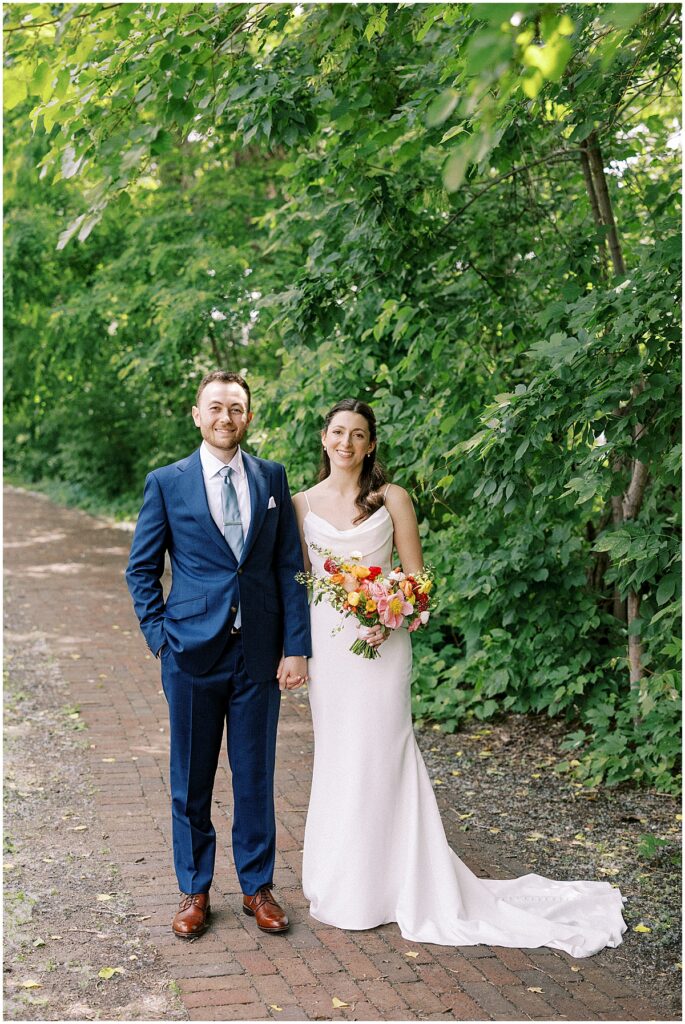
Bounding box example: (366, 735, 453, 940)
(268, 496, 277, 509)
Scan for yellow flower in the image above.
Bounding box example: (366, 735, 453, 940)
(418, 579, 433, 594)
(365, 599, 377, 613)
(347, 591, 361, 607)
(350, 565, 371, 579)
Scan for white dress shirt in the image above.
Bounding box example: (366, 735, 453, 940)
(199, 441, 252, 628)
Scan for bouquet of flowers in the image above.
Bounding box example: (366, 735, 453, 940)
(296, 545, 435, 659)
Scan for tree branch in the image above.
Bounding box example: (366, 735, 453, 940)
(434, 149, 584, 240)
(3, 3, 123, 33)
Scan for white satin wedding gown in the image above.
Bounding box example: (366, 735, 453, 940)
(301, 491, 628, 957)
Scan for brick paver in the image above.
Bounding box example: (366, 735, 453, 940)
(4, 486, 670, 1022)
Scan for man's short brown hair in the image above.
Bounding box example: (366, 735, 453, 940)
(195, 371, 251, 411)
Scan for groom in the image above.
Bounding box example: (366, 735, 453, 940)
(126, 370, 310, 938)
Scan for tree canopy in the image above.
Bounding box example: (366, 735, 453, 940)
(4, 2, 681, 792)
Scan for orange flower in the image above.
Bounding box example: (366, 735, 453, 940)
(329, 572, 345, 585)
(400, 579, 414, 598)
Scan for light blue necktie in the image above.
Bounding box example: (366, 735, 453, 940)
(220, 466, 244, 560)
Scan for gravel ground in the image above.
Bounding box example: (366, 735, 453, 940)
(415, 713, 682, 1020)
(3, 620, 187, 1022)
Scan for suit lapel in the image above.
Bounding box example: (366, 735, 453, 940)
(176, 449, 237, 564)
(240, 452, 268, 566)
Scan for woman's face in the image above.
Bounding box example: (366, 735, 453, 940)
(322, 411, 375, 472)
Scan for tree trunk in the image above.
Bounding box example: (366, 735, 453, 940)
(579, 140, 609, 282)
(586, 131, 626, 277)
(578, 131, 650, 683)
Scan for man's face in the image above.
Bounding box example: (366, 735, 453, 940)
(192, 381, 253, 455)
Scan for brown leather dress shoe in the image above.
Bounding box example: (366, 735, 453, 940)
(172, 892, 210, 938)
(242, 886, 289, 933)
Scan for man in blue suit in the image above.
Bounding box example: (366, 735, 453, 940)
(126, 370, 311, 938)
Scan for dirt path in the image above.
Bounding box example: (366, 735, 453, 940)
(3, 486, 679, 1021)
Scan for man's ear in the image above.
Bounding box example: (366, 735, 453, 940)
(191, 405, 201, 427)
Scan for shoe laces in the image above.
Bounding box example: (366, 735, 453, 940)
(179, 893, 206, 911)
(251, 886, 279, 910)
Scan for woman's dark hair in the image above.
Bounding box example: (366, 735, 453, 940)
(319, 399, 388, 523)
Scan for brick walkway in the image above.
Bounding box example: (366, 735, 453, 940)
(4, 486, 668, 1022)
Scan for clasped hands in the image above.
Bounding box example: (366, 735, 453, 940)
(277, 655, 308, 691)
(277, 624, 388, 691)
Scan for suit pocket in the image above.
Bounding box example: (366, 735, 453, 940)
(165, 595, 207, 620)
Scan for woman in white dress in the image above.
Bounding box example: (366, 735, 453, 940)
(291, 399, 627, 958)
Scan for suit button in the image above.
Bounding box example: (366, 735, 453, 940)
(230, 605, 237, 613)
(237, 568, 243, 575)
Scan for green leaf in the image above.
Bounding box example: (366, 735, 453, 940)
(443, 141, 472, 192)
(426, 89, 459, 128)
(32, 62, 52, 100)
(514, 438, 530, 461)
(4, 73, 28, 111)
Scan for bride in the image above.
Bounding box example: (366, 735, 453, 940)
(291, 398, 627, 958)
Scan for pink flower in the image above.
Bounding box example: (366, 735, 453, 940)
(376, 591, 414, 630)
(366, 581, 388, 601)
(407, 615, 423, 633)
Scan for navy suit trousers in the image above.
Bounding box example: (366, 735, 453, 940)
(160, 632, 281, 895)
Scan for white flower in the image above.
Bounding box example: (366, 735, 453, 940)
(107, 320, 118, 336)
(210, 308, 227, 321)
(349, 550, 362, 560)
(420, 611, 430, 624)
(388, 569, 406, 582)
(207, 269, 216, 277)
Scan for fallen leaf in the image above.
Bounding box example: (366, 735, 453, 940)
(33, 939, 45, 948)
(269, 1006, 283, 1012)
(571, 966, 581, 972)
(433, 779, 444, 785)
(101, 758, 116, 763)
(527, 986, 543, 993)
(332, 997, 349, 1008)
(70, 825, 88, 831)
(458, 813, 472, 820)
(404, 951, 419, 958)
(96, 894, 114, 902)
(450, 770, 461, 776)
(98, 966, 124, 979)
(633, 923, 652, 933)
(70, 654, 81, 660)
(489, 827, 501, 834)
(20, 980, 42, 989)
(526, 832, 545, 842)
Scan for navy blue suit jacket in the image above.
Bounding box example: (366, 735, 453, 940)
(125, 448, 311, 680)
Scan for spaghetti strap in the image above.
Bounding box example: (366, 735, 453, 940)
(303, 490, 312, 512)
(382, 483, 392, 502)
